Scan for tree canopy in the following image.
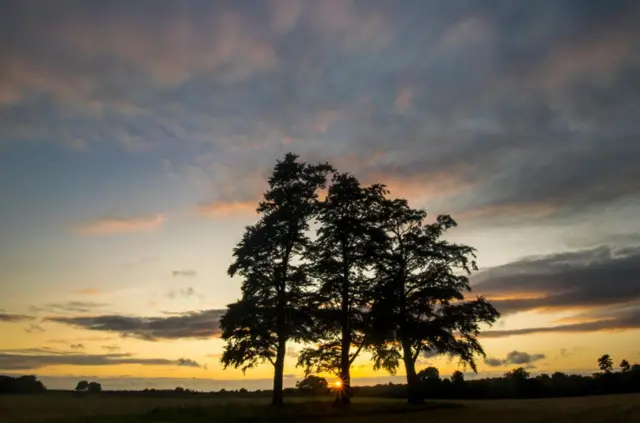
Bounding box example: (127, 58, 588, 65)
(297, 172, 387, 404)
(219, 153, 499, 406)
(368, 199, 499, 403)
(220, 153, 332, 406)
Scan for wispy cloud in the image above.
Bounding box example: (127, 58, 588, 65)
(0, 313, 34, 323)
(172, 269, 197, 278)
(0, 351, 205, 371)
(75, 288, 102, 295)
(166, 287, 198, 300)
(196, 200, 256, 218)
(31, 301, 109, 314)
(101, 345, 120, 352)
(482, 306, 640, 338)
(75, 214, 165, 235)
(24, 323, 45, 333)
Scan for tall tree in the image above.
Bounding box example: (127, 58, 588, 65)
(620, 359, 631, 373)
(598, 354, 613, 373)
(370, 198, 500, 404)
(220, 153, 332, 406)
(297, 173, 387, 405)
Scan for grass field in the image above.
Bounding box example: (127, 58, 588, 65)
(1, 393, 638, 423)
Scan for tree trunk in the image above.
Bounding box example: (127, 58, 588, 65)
(337, 256, 352, 406)
(272, 337, 286, 406)
(336, 333, 352, 405)
(402, 339, 423, 405)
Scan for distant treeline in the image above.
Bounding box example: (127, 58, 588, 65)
(3, 357, 639, 400)
(0, 375, 46, 394)
(352, 365, 640, 400)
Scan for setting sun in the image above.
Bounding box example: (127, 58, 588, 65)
(335, 381, 342, 388)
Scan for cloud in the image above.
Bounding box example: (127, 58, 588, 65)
(176, 358, 203, 368)
(172, 269, 197, 278)
(474, 245, 640, 315)
(482, 305, 640, 338)
(24, 323, 45, 333)
(102, 345, 120, 352)
(196, 200, 257, 218)
(0, 313, 34, 323)
(31, 301, 109, 314)
(75, 288, 101, 295)
(75, 214, 165, 235)
(166, 287, 198, 299)
(0, 350, 205, 371)
(45, 309, 225, 341)
(0, 0, 639, 233)
(484, 350, 546, 368)
(69, 344, 84, 350)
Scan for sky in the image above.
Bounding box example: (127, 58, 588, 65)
(1, 0, 639, 391)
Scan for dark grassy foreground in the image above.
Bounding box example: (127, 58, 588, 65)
(1, 393, 639, 423)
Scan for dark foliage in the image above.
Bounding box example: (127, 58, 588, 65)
(220, 153, 333, 406)
(0, 375, 46, 394)
(369, 198, 500, 403)
(351, 359, 640, 400)
(298, 173, 387, 405)
(296, 375, 329, 396)
(74, 379, 101, 393)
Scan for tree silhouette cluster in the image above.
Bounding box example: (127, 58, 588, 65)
(74, 380, 102, 393)
(350, 355, 640, 400)
(219, 153, 500, 405)
(0, 375, 46, 394)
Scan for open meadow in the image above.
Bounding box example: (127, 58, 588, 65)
(1, 393, 638, 423)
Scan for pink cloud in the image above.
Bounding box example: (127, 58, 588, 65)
(394, 87, 413, 110)
(196, 200, 257, 218)
(76, 214, 165, 235)
(439, 17, 492, 49)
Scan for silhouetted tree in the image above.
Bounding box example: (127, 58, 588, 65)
(87, 381, 102, 393)
(75, 380, 89, 392)
(0, 375, 46, 394)
(598, 354, 613, 373)
(505, 367, 530, 381)
(451, 370, 466, 397)
(220, 153, 333, 406)
(369, 198, 499, 404)
(418, 366, 440, 382)
(296, 375, 329, 395)
(451, 370, 465, 385)
(620, 359, 631, 373)
(297, 173, 387, 405)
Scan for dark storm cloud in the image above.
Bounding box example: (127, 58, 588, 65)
(0, 351, 204, 370)
(45, 309, 224, 340)
(484, 350, 546, 367)
(473, 245, 640, 315)
(0, 313, 33, 322)
(0, 1, 638, 222)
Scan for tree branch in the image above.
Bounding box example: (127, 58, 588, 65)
(412, 342, 422, 362)
(349, 337, 367, 366)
